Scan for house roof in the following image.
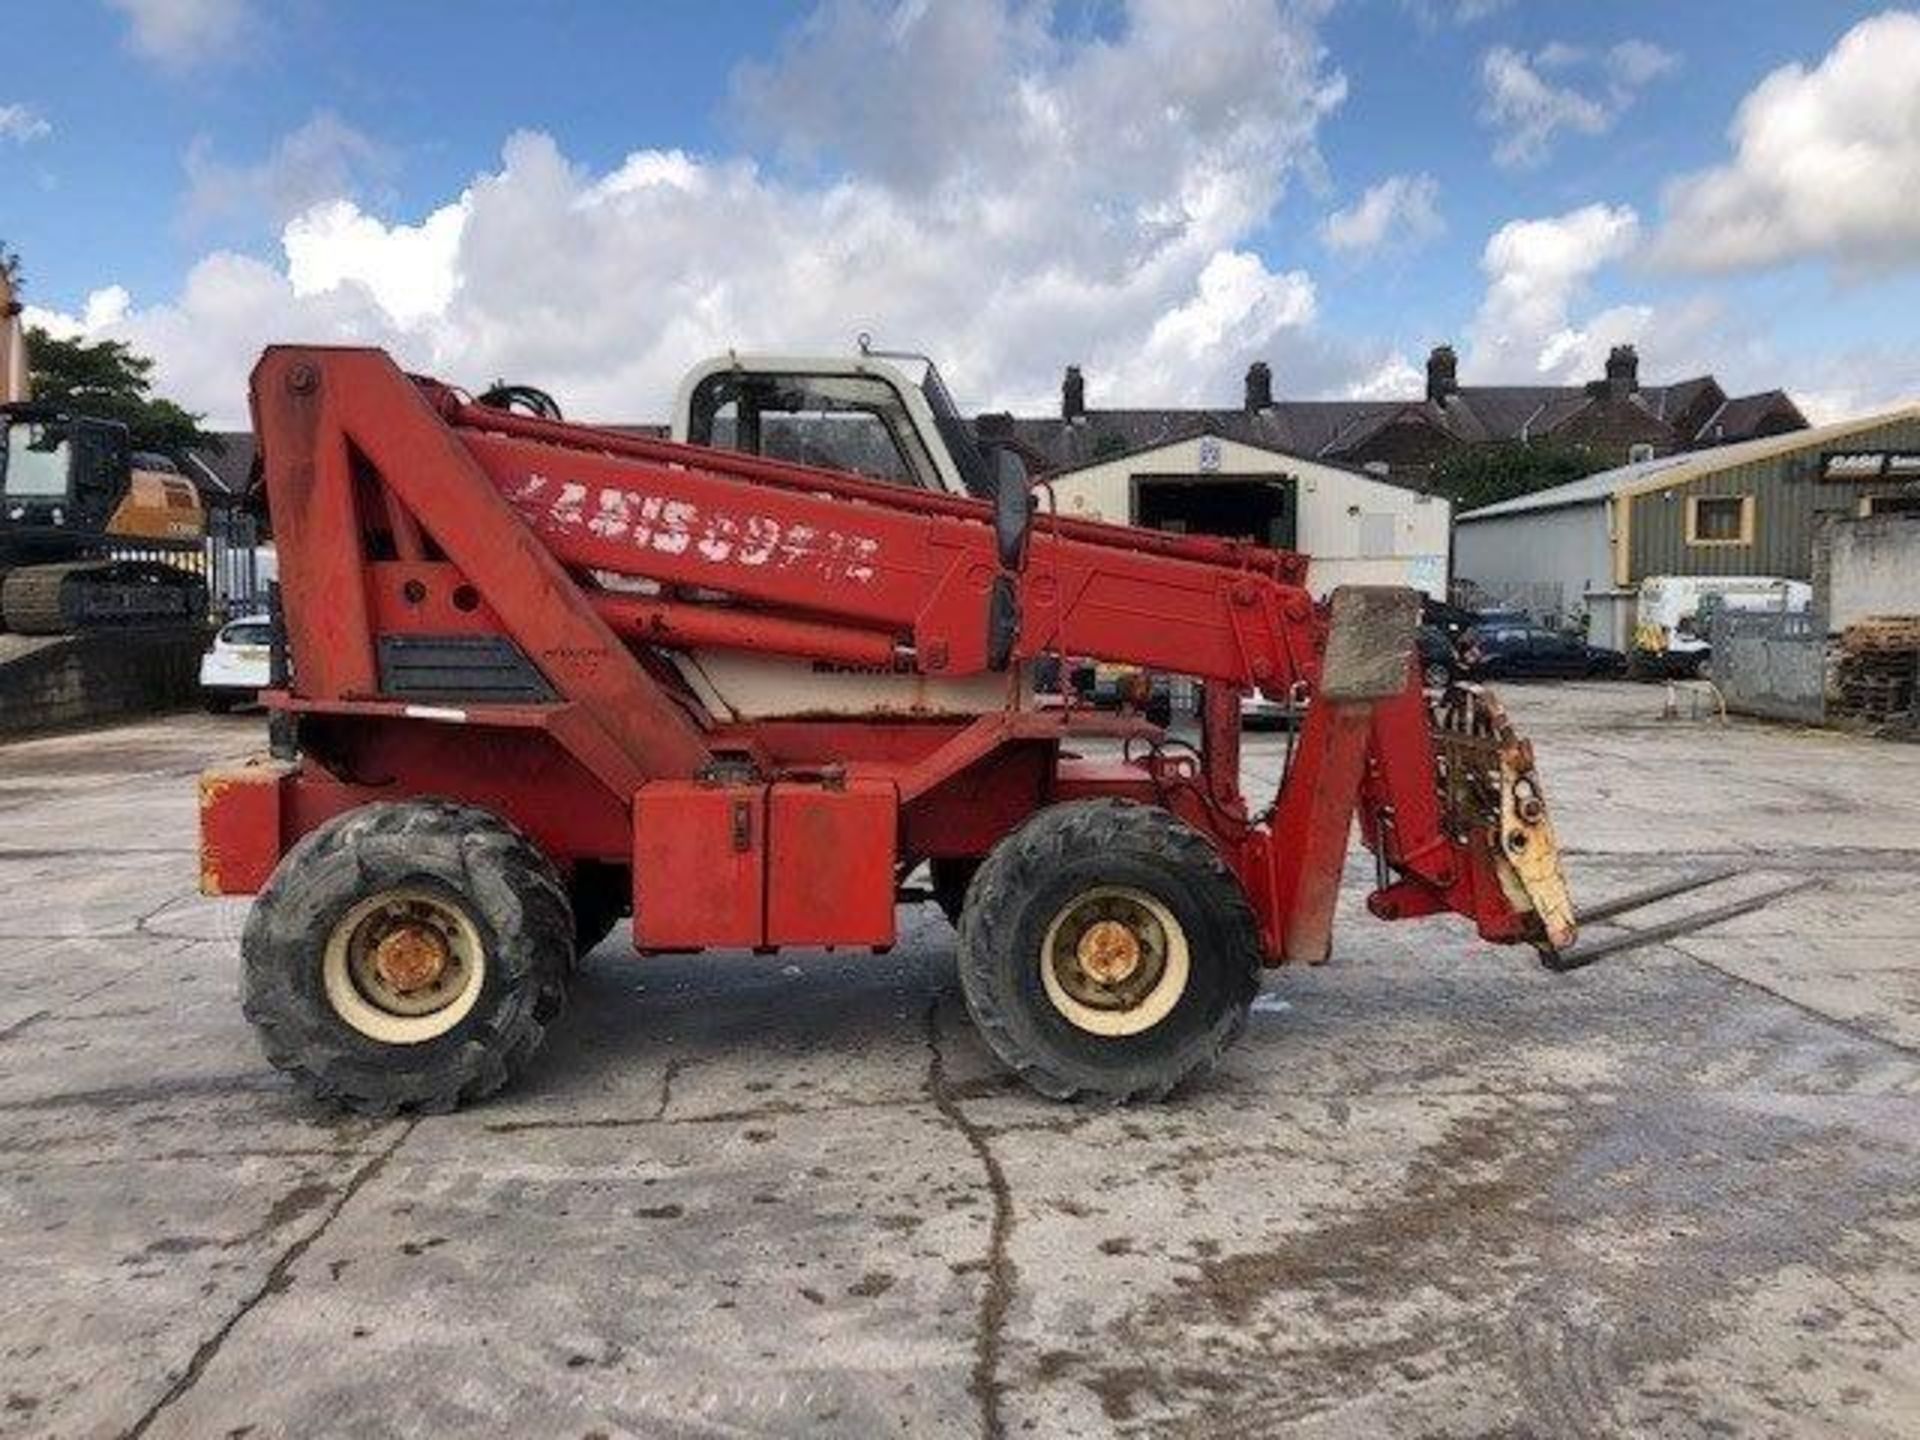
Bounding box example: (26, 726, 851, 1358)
(982, 369, 1809, 482)
(183, 431, 255, 498)
(1642, 375, 1719, 423)
(990, 409, 1438, 491)
(1698, 389, 1804, 442)
(1458, 402, 1920, 521)
(1035, 422, 1430, 487)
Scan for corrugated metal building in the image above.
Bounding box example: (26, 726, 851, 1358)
(1455, 406, 1920, 647)
(1042, 432, 1452, 599)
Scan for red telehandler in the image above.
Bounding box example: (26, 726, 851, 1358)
(202, 346, 1585, 1115)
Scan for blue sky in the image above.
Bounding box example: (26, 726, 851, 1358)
(6, 1, 1919, 425)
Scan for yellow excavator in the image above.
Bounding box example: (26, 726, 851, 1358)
(0, 267, 208, 633)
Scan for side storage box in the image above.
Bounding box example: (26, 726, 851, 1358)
(766, 779, 898, 947)
(633, 783, 764, 948)
(199, 759, 298, 895)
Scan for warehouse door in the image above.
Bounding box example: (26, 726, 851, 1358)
(1131, 475, 1298, 549)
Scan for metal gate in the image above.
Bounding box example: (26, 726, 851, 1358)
(203, 507, 268, 619)
(1710, 610, 1826, 723)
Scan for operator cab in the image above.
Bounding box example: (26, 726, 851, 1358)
(0, 407, 131, 539)
(674, 349, 1005, 500)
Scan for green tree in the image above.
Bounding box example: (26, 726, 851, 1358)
(24, 328, 222, 458)
(1427, 439, 1609, 512)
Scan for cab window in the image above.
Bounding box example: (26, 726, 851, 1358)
(223, 622, 273, 647)
(2, 420, 74, 499)
(687, 372, 942, 490)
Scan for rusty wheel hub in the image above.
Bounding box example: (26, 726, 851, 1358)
(1039, 886, 1192, 1037)
(371, 924, 450, 993)
(322, 888, 487, 1045)
(1075, 919, 1142, 986)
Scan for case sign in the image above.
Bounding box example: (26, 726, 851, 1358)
(1822, 451, 1920, 480)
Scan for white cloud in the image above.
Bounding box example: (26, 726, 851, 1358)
(1345, 353, 1423, 401)
(1114, 250, 1316, 397)
(55, 0, 1356, 425)
(1778, 346, 1920, 424)
(107, 0, 255, 69)
(1607, 38, 1680, 89)
(1402, 0, 1511, 30)
(1479, 38, 1677, 168)
(0, 103, 52, 144)
(1652, 10, 1920, 277)
(1320, 173, 1443, 257)
(22, 286, 133, 340)
(280, 198, 467, 328)
(1468, 203, 1643, 379)
(183, 113, 387, 231)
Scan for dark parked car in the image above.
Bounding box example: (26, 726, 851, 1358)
(1416, 624, 1463, 689)
(1467, 624, 1628, 680)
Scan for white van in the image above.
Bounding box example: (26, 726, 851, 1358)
(1633, 576, 1811, 677)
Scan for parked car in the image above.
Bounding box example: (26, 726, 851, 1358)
(200, 615, 273, 712)
(1240, 687, 1296, 729)
(1417, 624, 1464, 689)
(1468, 623, 1627, 680)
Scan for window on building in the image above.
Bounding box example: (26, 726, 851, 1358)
(1686, 494, 1753, 546)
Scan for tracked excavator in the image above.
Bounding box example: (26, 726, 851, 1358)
(0, 268, 208, 634)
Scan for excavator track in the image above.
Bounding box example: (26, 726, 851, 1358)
(0, 559, 208, 635)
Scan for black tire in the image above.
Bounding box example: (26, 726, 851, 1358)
(956, 799, 1261, 1102)
(568, 861, 629, 959)
(1422, 661, 1452, 690)
(241, 800, 573, 1115)
(203, 692, 237, 715)
(930, 857, 980, 929)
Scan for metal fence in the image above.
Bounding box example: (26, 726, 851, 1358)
(1710, 609, 1826, 724)
(1451, 579, 1569, 626)
(107, 507, 269, 624)
(203, 508, 269, 619)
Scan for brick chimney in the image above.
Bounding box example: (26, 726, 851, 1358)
(1061, 365, 1086, 422)
(1604, 344, 1639, 398)
(1426, 344, 1458, 404)
(1244, 361, 1273, 413)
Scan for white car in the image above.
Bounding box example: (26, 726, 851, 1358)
(200, 616, 273, 712)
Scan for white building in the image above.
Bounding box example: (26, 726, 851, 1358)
(1040, 433, 1451, 600)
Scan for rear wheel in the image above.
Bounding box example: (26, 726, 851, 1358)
(957, 799, 1261, 1102)
(241, 800, 573, 1114)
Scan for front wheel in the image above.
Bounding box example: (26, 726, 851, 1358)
(956, 799, 1261, 1102)
(241, 800, 574, 1114)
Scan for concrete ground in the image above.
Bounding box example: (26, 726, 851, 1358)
(2, 683, 1918, 1438)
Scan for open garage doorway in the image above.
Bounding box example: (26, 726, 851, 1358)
(1131, 475, 1298, 549)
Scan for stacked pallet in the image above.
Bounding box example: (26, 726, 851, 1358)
(1834, 617, 1920, 725)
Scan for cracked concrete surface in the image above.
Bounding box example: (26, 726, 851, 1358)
(2, 684, 1918, 1437)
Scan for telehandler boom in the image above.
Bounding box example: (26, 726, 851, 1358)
(204, 346, 1581, 1113)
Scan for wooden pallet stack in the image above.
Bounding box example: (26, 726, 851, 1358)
(1834, 616, 1920, 725)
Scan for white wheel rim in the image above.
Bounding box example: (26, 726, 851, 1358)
(1039, 885, 1190, 1037)
(322, 887, 487, 1045)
